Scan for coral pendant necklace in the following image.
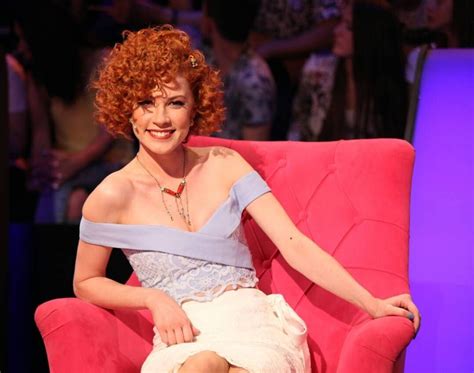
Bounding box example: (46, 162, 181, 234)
(135, 148, 191, 226)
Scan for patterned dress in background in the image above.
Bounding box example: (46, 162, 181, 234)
(253, 0, 341, 141)
(254, 0, 340, 39)
(216, 49, 276, 140)
(291, 53, 338, 141)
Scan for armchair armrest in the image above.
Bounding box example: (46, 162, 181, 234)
(337, 317, 415, 373)
(35, 298, 153, 373)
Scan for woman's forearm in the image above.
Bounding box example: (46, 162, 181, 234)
(73, 276, 166, 311)
(284, 235, 377, 315)
(258, 19, 338, 59)
(27, 75, 51, 156)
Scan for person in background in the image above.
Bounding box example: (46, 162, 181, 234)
(17, 1, 134, 223)
(405, 0, 474, 84)
(426, 0, 474, 47)
(251, 0, 340, 140)
(293, 0, 408, 141)
(6, 25, 38, 222)
(390, 0, 436, 31)
(203, 0, 276, 141)
(7, 51, 27, 162)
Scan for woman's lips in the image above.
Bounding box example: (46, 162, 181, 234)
(147, 129, 175, 140)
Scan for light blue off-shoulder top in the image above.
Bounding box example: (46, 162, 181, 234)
(79, 171, 271, 304)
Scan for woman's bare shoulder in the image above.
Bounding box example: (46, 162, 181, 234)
(82, 168, 133, 223)
(193, 145, 254, 181)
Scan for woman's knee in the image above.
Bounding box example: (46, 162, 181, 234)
(178, 351, 229, 373)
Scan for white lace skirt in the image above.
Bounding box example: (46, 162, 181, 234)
(141, 288, 311, 373)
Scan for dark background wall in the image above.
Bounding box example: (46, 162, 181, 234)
(7, 224, 132, 373)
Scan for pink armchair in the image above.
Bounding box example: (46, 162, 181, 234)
(35, 137, 416, 372)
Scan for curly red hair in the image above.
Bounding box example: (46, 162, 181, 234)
(93, 25, 225, 139)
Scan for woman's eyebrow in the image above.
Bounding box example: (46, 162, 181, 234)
(166, 95, 187, 100)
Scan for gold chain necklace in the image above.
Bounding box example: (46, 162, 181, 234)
(135, 148, 191, 226)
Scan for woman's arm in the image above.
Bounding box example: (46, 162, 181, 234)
(73, 177, 199, 345)
(49, 128, 113, 188)
(245, 191, 420, 333)
(73, 179, 161, 308)
(74, 240, 157, 310)
(27, 74, 53, 189)
(255, 18, 338, 59)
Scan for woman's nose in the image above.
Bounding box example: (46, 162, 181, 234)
(152, 106, 171, 126)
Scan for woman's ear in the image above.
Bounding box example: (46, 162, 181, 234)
(130, 118, 138, 132)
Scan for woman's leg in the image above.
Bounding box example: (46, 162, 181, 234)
(229, 366, 249, 373)
(178, 351, 230, 373)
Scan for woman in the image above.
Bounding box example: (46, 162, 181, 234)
(293, 0, 408, 141)
(17, 1, 133, 223)
(74, 26, 420, 373)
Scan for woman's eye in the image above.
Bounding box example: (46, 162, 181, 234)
(138, 99, 154, 108)
(170, 100, 185, 107)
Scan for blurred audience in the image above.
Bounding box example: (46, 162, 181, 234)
(129, 0, 203, 47)
(293, 0, 408, 140)
(251, 0, 340, 140)
(10, 0, 466, 225)
(15, 1, 133, 223)
(426, 0, 474, 48)
(7, 35, 38, 222)
(406, 0, 474, 83)
(390, 0, 435, 30)
(203, 0, 276, 140)
(7, 51, 28, 162)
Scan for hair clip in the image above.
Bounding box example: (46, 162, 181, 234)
(189, 54, 198, 68)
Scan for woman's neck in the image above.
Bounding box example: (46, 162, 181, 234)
(136, 145, 187, 179)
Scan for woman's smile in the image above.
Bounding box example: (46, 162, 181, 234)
(146, 129, 176, 140)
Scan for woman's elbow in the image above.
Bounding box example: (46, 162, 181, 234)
(73, 279, 83, 299)
(73, 276, 92, 300)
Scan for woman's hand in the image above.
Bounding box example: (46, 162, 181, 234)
(370, 294, 421, 336)
(29, 149, 86, 190)
(28, 149, 55, 191)
(145, 291, 200, 346)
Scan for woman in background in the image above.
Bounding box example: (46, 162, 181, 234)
(19, 1, 133, 223)
(293, 0, 408, 141)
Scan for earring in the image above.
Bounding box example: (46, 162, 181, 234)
(130, 119, 138, 131)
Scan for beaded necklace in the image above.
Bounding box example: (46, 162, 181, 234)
(135, 148, 191, 226)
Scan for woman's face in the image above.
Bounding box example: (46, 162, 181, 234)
(131, 76, 195, 155)
(427, 0, 453, 30)
(333, 6, 353, 58)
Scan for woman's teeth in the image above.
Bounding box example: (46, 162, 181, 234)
(147, 130, 175, 139)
